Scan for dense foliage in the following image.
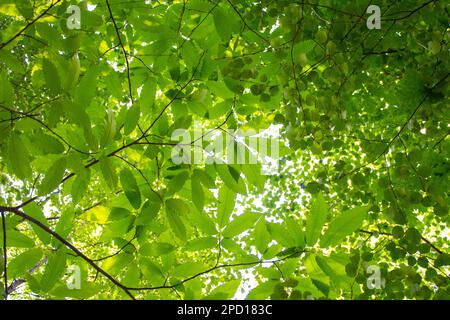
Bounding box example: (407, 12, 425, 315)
(0, 0, 448, 300)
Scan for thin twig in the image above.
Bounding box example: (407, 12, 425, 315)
(0, 206, 136, 300)
(106, 0, 133, 103)
(1, 211, 7, 300)
(0, 0, 62, 50)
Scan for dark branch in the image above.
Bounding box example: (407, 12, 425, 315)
(1, 211, 7, 300)
(226, 0, 270, 45)
(0, 206, 136, 300)
(0, 0, 62, 51)
(106, 0, 133, 103)
(126, 249, 306, 291)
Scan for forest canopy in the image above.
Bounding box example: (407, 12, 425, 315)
(0, 0, 449, 300)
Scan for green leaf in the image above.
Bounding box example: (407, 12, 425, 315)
(172, 262, 206, 278)
(140, 77, 156, 110)
(8, 248, 43, 278)
(71, 173, 90, 205)
(108, 207, 130, 221)
(320, 206, 368, 247)
(217, 185, 236, 227)
(32, 132, 64, 154)
(246, 281, 277, 300)
(51, 283, 101, 299)
(168, 54, 180, 81)
(7, 133, 32, 180)
(215, 164, 247, 195)
(213, 5, 241, 41)
(293, 40, 316, 54)
(104, 69, 123, 99)
(40, 249, 67, 292)
(0, 70, 14, 106)
(315, 255, 347, 286)
(140, 242, 176, 256)
(102, 253, 133, 274)
(207, 83, 235, 102)
(311, 279, 329, 297)
(122, 263, 141, 287)
(166, 171, 188, 195)
(193, 169, 215, 189)
(242, 164, 266, 191)
(74, 66, 100, 107)
(191, 179, 204, 211)
(180, 40, 200, 70)
(267, 223, 295, 248)
(63, 54, 80, 91)
(305, 193, 328, 246)
(25, 274, 41, 294)
(120, 168, 141, 209)
(136, 198, 161, 225)
(286, 217, 305, 249)
(191, 210, 217, 235)
(165, 198, 189, 241)
(0, 229, 35, 248)
(435, 253, 450, 267)
(23, 203, 51, 244)
(223, 213, 260, 238)
(254, 219, 270, 254)
(1, 0, 447, 301)
(52, 209, 75, 248)
(99, 157, 117, 190)
(42, 58, 61, 94)
(38, 156, 67, 196)
(100, 109, 117, 148)
(205, 279, 241, 300)
(304, 254, 329, 285)
(140, 258, 165, 283)
(100, 216, 134, 241)
(124, 103, 140, 135)
(185, 236, 217, 251)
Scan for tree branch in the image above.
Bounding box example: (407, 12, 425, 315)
(106, 0, 133, 103)
(14, 49, 207, 212)
(141, 50, 206, 137)
(0, 104, 95, 156)
(0, 206, 136, 300)
(337, 72, 450, 180)
(126, 249, 305, 291)
(179, 2, 219, 49)
(92, 232, 136, 262)
(113, 154, 163, 203)
(1, 210, 7, 300)
(383, 0, 437, 21)
(0, 0, 62, 51)
(226, 0, 270, 45)
(433, 130, 449, 149)
(359, 229, 444, 255)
